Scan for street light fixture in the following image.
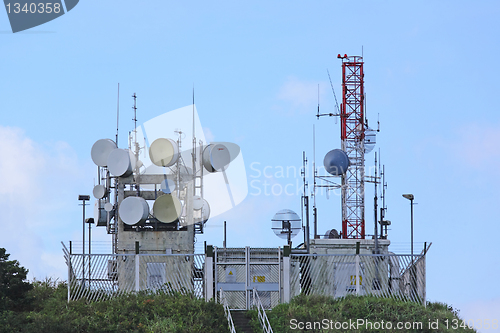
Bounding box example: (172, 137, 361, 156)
(78, 195, 90, 287)
(402, 194, 414, 261)
(402, 193, 416, 300)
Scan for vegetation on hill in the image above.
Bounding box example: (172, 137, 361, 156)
(0, 248, 33, 312)
(0, 278, 229, 333)
(0, 247, 229, 333)
(249, 294, 477, 333)
(0, 247, 480, 333)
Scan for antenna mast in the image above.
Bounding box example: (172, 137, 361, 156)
(338, 54, 365, 239)
(192, 86, 196, 196)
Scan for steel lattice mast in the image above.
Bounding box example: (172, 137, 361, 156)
(339, 54, 365, 239)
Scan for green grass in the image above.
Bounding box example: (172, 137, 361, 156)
(249, 294, 477, 333)
(0, 279, 229, 333)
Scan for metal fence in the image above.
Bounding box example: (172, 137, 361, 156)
(62, 244, 427, 306)
(63, 246, 205, 301)
(289, 253, 426, 304)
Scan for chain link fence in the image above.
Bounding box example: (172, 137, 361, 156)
(290, 253, 426, 304)
(63, 247, 204, 302)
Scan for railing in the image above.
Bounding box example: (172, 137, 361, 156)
(219, 289, 237, 333)
(253, 288, 273, 333)
(289, 252, 428, 305)
(62, 243, 205, 302)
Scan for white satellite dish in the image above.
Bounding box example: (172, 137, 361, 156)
(91, 139, 117, 167)
(93, 184, 107, 199)
(203, 144, 231, 172)
(160, 178, 176, 194)
(108, 148, 133, 177)
(104, 202, 114, 212)
(364, 128, 376, 153)
(153, 194, 182, 223)
(193, 195, 204, 210)
(149, 138, 179, 167)
(118, 196, 149, 226)
(271, 209, 301, 241)
(194, 198, 210, 224)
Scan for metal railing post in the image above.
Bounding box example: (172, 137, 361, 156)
(205, 249, 214, 301)
(135, 242, 140, 292)
(283, 253, 290, 303)
(67, 254, 71, 302)
(245, 246, 250, 309)
(355, 254, 360, 295)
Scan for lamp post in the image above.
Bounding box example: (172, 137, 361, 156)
(402, 193, 416, 300)
(86, 217, 94, 288)
(78, 195, 90, 287)
(402, 194, 414, 261)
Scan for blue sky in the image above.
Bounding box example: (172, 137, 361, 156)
(1, 0, 499, 329)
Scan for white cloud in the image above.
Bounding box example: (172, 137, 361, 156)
(0, 126, 90, 280)
(445, 123, 500, 170)
(276, 77, 328, 114)
(457, 298, 500, 333)
(0, 127, 45, 198)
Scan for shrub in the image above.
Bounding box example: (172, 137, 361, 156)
(0, 248, 33, 312)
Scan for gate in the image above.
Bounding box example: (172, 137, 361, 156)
(215, 247, 281, 310)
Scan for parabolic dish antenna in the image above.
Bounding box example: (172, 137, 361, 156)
(93, 184, 107, 199)
(324, 229, 340, 239)
(149, 138, 179, 167)
(271, 209, 301, 240)
(118, 196, 149, 226)
(323, 149, 350, 176)
(193, 195, 204, 210)
(194, 198, 210, 224)
(91, 139, 117, 167)
(160, 178, 176, 194)
(108, 148, 133, 177)
(104, 202, 114, 212)
(153, 194, 182, 223)
(203, 143, 231, 172)
(364, 128, 376, 153)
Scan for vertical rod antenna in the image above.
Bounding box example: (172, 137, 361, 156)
(313, 124, 317, 239)
(132, 93, 139, 194)
(374, 152, 378, 253)
(116, 83, 120, 145)
(317, 84, 320, 117)
(132, 93, 137, 146)
(192, 85, 196, 191)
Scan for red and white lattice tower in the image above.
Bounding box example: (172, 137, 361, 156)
(339, 54, 365, 239)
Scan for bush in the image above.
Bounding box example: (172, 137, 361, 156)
(0, 248, 33, 312)
(0, 280, 229, 333)
(249, 294, 477, 333)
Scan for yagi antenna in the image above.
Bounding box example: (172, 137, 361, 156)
(316, 70, 340, 122)
(327, 69, 341, 115)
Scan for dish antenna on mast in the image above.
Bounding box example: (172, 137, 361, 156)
(271, 209, 301, 246)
